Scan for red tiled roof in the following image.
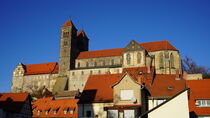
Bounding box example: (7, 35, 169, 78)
(0, 93, 30, 113)
(32, 98, 79, 118)
(61, 19, 74, 27)
(122, 67, 185, 98)
(79, 74, 122, 103)
(23, 62, 58, 75)
(77, 40, 177, 59)
(187, 79, 210, 115)
(0, 93, 29, 102)
(149, 74, 185, 98)
(80, 67, 184, 103)
(140, 40, 176, 52)
(77, 48, 124, 59)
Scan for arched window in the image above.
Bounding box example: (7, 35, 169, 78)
(102, 60, 105, 66)
(159, 52, 164, 68)
(94, 62, 97, 67)
(86, 62, 89, 67)
(126, 53, 131, 65)
(111, 59, 114, 65)
(137, 53, 142, 64)
(170, 53, 175, 68)
(78, 62, 80, 68)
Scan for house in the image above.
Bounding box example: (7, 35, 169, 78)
(140, 88, 190, 118)
(0, 93, 32, 118)
(78, 66, 186, 118)
(187, 79, 210, 118)
(32, 97, 79, 118)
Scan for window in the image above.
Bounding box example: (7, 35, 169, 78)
(54, 108, 59, 114)
(137, 53, 142, 64)
(86, 111, 91, 117)
(120, 90, 133, 100)
(108, 110, 118, 118)
(81, 71, 84, 75)
(86, 62, 89, 67)
(63, 31, 70, 38)
(90, 70, 93, 75)
(64, 110, 67, 114)
(111, 59, 115, 65)
(45, 110, 49, 115)
(94, 62, 97, 67)
(72, 72, 75, 76)
(126, 53, 131, 65)
(159, 52, 164, 68)
(170, 53, 175, 68)
(70, 109, 74, 114)
(78, 62, 80, 68)
(37, 110, 41, 115)
(98, 70, 101, 74)
(196, 100, 210, 107)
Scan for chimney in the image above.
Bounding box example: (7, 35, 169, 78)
(183, 72, 187, 80)
(146, 65, 151, 73)
(175, 69, 180, 78)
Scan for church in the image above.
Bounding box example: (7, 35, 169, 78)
(11, 19, 182, 94)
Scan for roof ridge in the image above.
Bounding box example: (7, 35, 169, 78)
(24, 62, 57, 66)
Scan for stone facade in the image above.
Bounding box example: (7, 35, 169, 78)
(11, 20, 182, 94)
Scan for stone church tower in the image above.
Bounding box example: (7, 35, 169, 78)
(59, 20, 89, 76)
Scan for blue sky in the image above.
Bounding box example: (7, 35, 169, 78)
(0, 0, 210, 92)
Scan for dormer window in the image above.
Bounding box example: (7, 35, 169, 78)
(70, 109, 74, 114)
(53, 108, 59, 114)
(45, 110, 49, 114)
(64, 109, 67, 114)
(37, 110, 41, 115)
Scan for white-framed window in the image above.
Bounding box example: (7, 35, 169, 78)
(108, 110, 118, 118)
(196, 99, 210, 107)
(120, 90, 134, 100)
(64, 109, 67, 114)
(45, 110, 49, 114)
(37, 110, 41, 115)
(70, 109, 74, 114)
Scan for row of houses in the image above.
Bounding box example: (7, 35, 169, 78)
(2, 71, 210, 118)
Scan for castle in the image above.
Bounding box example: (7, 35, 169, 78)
(11, 20, 182, 94)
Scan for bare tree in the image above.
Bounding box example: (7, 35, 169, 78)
(182, 56, 210, 78)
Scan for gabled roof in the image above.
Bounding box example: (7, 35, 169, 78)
(187, 79, 210, 115)
(77, 40, 177, 59)
(23, 62, 59, 75)
(0, 93, 30, 113)
(79, 74, 122, 103)
(123, 67, 185, 98)
(32, 98, 79, 118)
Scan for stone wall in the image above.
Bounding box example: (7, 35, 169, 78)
(68, 67, 122, 92)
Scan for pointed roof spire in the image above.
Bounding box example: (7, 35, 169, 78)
(62, 19, 74, 27)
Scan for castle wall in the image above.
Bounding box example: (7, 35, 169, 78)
(11, 73, 58, 93)
(68, 67, 122, 92)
